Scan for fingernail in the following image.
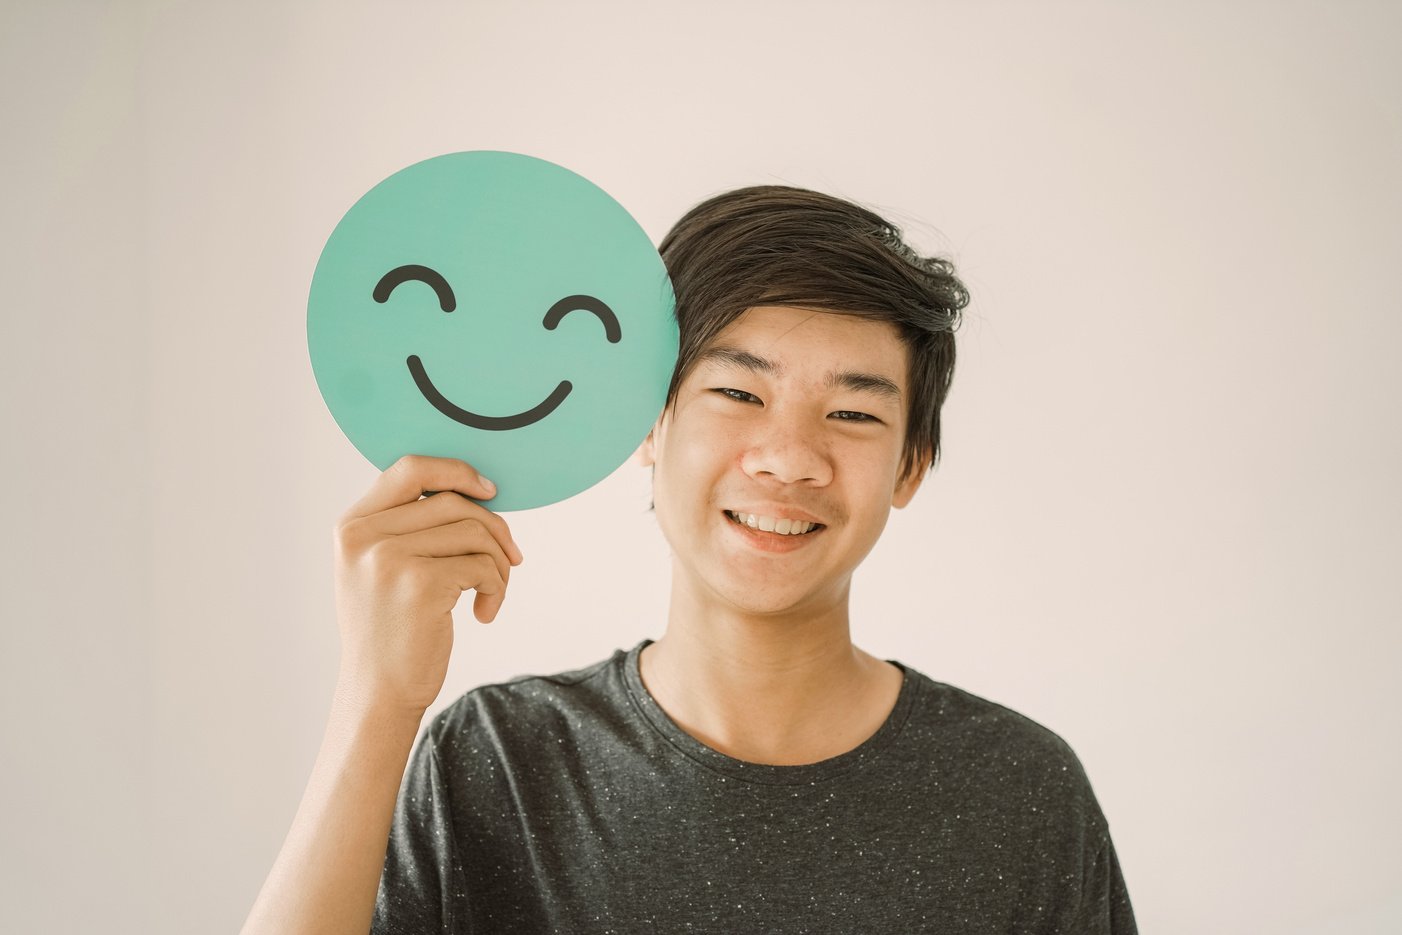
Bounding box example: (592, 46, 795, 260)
(481, 477, 497, 496)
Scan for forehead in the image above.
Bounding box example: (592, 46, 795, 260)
(697, 306, 908, 380)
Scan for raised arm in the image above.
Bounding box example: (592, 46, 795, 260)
(241, 456, 523, 935)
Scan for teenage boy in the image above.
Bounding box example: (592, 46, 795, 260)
(243, 187, 1137, 934)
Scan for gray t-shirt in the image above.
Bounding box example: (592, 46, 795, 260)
(372, 639, 1136, 934)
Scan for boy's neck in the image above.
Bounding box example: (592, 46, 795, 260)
(638, 591, 903, 767)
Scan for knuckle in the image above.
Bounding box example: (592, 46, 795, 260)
(472, 511, 508, 544)
(453, 516, 493, 550)
(362, 539, 402, 578)
(434, 490, 477, 521)
(473, 554, 504, 590)
(334, 515, 368, 553)
(390, 454, 430, 478)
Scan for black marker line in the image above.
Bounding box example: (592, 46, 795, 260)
(407, 355, 572, 430)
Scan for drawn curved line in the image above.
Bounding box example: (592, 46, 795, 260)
(374, 265, 457, 312)
(543, 294, 622, 343)
(407, 355, 572, 430)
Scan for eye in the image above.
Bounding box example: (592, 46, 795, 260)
(543, 294, 622, 343)
(373, 264, 456, 312)
(713, 387, 760, 404)
(830, 410, 880, 423)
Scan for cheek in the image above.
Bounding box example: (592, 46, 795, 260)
(661, 411, 733, 471)
(838, 452, 905, 517)
(651, 427, 706, 506)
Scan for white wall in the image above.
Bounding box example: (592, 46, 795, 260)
(3, 1, 1399, 931)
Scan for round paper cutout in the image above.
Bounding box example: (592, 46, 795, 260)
(308, 151, 677, 511)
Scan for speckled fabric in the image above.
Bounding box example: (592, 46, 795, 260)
(372, 639, 1136, 934)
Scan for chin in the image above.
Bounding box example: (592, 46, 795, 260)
(712, 580, 840, 619)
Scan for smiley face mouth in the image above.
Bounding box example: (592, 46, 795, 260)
(407, 355, 573, 430)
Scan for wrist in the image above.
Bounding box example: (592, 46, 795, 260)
(330, 671, 430, 729)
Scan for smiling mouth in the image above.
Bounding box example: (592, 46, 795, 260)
(724, 510, 825, 536)
(407, 355, 573, 430)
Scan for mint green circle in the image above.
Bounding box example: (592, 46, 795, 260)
(308, 152, 677, 511)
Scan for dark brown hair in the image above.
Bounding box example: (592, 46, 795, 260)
(658, 185, 969, 481)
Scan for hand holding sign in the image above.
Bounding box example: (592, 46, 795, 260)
(333, 455, 521, 715)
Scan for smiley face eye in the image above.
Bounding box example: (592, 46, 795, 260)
(543, 294, 622, 344)
(373, 264, 456, 312)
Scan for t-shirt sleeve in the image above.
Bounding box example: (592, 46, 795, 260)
(1073, 832, 1138, 935)
(370, 724, 464, 935)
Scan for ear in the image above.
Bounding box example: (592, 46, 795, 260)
(891, 459, 928, 509)
(635, 421, 659, 468)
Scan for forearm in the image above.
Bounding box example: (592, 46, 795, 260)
(241, 682, 426, 935)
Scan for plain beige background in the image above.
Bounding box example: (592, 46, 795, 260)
(3, 1, 1399, 932)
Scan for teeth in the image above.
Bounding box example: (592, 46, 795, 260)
(726, 511, 818, 536)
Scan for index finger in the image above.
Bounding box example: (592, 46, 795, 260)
(346, 454, 497, 519)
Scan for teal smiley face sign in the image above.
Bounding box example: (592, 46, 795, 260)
(308, 151, 678, 511)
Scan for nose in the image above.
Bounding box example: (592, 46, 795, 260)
(739, 418, 833, 486)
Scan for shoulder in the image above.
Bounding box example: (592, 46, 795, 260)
(902, 668, 1111, 837)
(916, 674, 1080, 760)
(422, 648, 627, 755)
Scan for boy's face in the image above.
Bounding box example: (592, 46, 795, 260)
(639, 306, 925, 618)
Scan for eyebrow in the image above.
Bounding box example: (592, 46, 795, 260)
(696, 344, 903, 403)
